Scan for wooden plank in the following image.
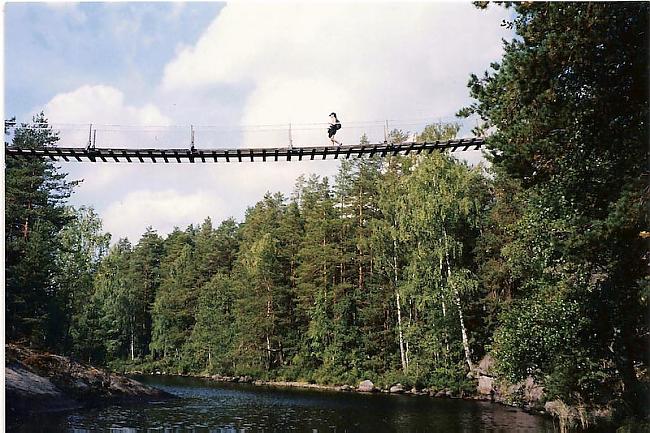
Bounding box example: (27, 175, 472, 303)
(4, 138, 485, 164)
(71, 149, 82, 162)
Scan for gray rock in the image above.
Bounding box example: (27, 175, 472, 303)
(434, 391, 446, 398)
(477, 354, 496, 376)
(389, 383, 404, 393)
(477, 375, 495, 395)
(358, 379, 376, 392)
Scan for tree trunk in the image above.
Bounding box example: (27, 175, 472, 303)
(266, 283, 273, 370)
(443, 228, 473, 371)
(394, 235, 407, 372)
(130, 323, 135, 361)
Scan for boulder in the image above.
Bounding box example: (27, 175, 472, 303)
(523, 376, 544, 404)
(477, 375, 495, 396)
(339, 384, 353, 392)
(389, 383, 404, 394)
(477, 354, 496, 376)
(434, 391, 446, 398)
(357, 379, 376, 392)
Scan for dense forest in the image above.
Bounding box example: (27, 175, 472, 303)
(5, 2, 648, 430)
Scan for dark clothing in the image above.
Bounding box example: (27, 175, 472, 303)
(328, 122, 341, 138)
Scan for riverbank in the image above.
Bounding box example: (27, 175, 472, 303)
(121, 359, 632, 433)
(5, 344, 173, 420)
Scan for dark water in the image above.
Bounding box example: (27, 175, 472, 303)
(10, 375, 555, 432)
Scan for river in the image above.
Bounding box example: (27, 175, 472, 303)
(10, 375, 554, 432)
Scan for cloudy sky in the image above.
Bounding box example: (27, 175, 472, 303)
(5, 2, 513, 243)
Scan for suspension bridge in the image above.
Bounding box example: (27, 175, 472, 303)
(5, 138, 485, 163)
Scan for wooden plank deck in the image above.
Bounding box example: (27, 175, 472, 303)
(5, 138, 484, 163)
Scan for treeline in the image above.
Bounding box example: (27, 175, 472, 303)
(73, 125, 490, 391)
(5, 1, 648, 426)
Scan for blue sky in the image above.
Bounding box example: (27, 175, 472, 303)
(4, 2, 513, 243)
(6, 2, 223, 118)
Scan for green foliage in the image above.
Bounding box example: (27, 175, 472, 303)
(5, 114, 78, 348)
(59, 206, 111, 359)
(7, 5, 648, 423)
(461, 1, 649, 412)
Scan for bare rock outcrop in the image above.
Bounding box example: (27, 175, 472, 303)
(6, 343, 172, 417)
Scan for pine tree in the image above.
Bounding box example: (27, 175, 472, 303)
(57, 206, 111, 356)
(189, 273, 237, 373)
(5, 114, 78, 347)
(129, 227, 164, 358)
(150, 227, 198, 363)
(462, 2, 648, 407)
(232, 193, 296, 372)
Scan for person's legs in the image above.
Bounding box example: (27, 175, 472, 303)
(328, 127, 341, 145)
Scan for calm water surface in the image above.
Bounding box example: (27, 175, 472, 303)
(11, 375, 554, 433)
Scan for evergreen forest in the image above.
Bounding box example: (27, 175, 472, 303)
(5, 3, 648, 430)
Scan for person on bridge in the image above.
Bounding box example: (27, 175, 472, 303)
(328, 112, 342, 146)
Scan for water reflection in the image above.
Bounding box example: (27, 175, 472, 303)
(11, 376, 553, 433)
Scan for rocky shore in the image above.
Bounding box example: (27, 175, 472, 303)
(6, 344, 173, 419)
(193, 355, 546, 411)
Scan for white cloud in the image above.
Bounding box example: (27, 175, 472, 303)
(162, 2, 511, 127)
(42, 85, 170, 128)
(30, 3, 511, 242)
(102, 189, 229, 243)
